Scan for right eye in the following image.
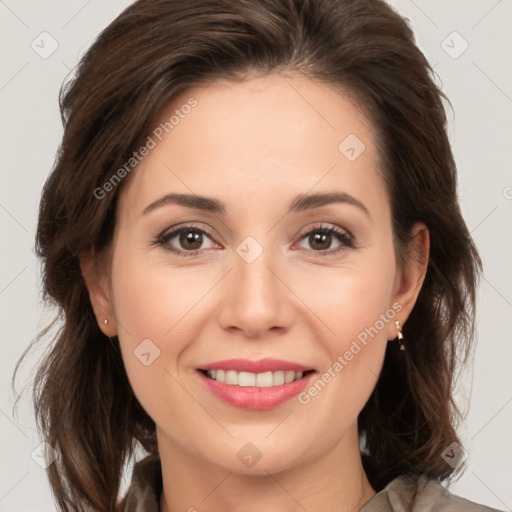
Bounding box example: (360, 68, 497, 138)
(153, 224, 221, 256)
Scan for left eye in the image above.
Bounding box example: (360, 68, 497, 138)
(295, 226, 354, 254)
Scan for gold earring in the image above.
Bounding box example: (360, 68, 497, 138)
(395, 320, 405, 351)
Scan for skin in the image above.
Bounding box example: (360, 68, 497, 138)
(81, 72, 429, 512)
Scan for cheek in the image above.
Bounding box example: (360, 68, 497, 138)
(323, 274, 395, 349)
(111, 245, 205, 345)
(109, 251, 191, 413)
(295, 250, 397, 413)
(301, 251, 396, 354)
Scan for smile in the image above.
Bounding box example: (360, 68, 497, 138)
(200, 369, 314, 387)
(196, 358, 317, 410)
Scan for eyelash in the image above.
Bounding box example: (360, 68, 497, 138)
(152, 222, 355, 258)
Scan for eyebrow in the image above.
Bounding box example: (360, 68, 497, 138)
(142, 191, 370, 218)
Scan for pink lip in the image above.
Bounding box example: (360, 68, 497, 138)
(198, 358, 313, 373)
(197, 368, 316, 411)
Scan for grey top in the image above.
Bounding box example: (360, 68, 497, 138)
(117, 455, 504, 512)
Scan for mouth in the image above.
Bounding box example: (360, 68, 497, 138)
(195, 359, 317, 410)
(198, 368, 316, 387)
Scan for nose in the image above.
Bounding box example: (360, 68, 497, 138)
(217, 242, 294, 339)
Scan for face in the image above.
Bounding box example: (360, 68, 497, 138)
(88, 73, 425, 475)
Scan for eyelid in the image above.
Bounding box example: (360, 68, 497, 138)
(158, 222, 219, 241)
(295, 222, 354, 242)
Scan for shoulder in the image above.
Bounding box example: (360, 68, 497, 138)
(361, 473, 505, 512)
(117, 454, 162, 512)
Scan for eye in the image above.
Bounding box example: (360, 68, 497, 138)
(153, 224, 220, 256)
(295, 223, 354, 255)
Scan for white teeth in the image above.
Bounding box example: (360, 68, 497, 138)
(273, 371, 285, 386)
(285, 370, 295, 384)
(224, 370, 238, 385)
(238, 371, 256, 386)
(205, 369, 307, 387)
(256, 371, 273, 387)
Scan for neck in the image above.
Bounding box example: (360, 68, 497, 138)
(158, 424, 376, 512)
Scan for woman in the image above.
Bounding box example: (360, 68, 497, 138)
(15, 0, 505, 510)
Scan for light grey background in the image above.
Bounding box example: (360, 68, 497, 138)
(1, 1, 511, 510)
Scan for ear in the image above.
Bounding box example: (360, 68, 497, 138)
(80, 251, 117, 337)
(386, 222, 429, 340)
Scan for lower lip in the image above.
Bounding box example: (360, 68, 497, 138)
(197, 370, 315, 411)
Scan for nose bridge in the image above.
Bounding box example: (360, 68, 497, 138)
(235, 234, 280, 308)
(218, 234, 290, 336)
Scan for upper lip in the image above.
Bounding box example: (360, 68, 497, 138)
(198, 358, 314, 373)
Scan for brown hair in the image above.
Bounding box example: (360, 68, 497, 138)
(14, 0, 482, 510)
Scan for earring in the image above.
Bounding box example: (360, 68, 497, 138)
(395, 320, 405, 351)
(104, 319, 108, 326)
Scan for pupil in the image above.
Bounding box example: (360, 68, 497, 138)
(310, 232, 331, 250)
(180, 230, 202, 250)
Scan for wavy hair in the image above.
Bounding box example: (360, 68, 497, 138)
(14, 0, 482, 510)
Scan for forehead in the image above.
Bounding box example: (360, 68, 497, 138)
(117, 73, 385, 220)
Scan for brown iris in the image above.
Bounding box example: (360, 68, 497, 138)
(179, 230, 203, 250)
(308, 231, 332, 251)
